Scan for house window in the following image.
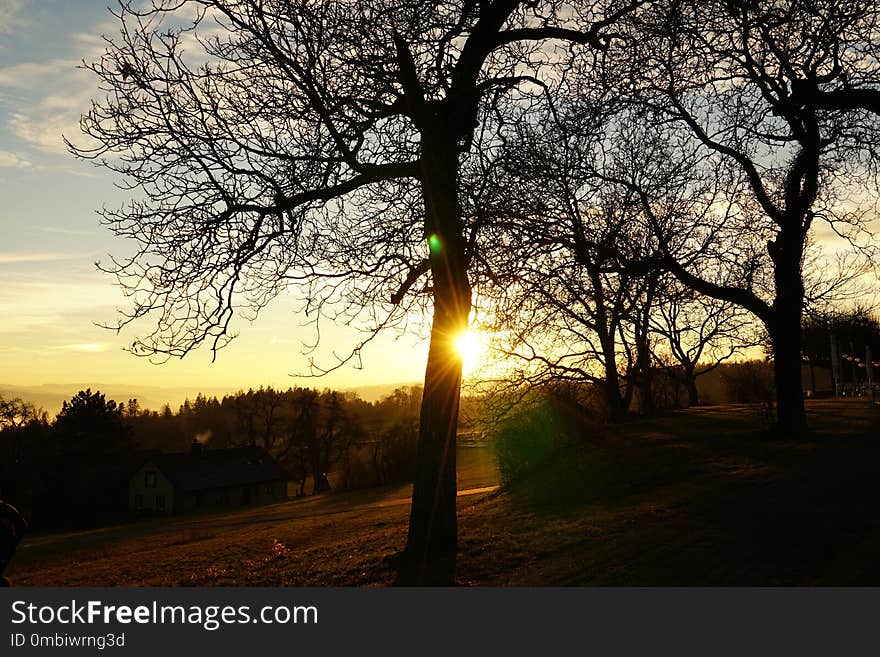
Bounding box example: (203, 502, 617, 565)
(264, 484, 273, 495)
(156, 495, 166, 511)
(134, 494, 143, 510)
(145, 471, 157, 488)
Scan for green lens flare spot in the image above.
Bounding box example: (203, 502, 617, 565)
(428, 234, 443, 253)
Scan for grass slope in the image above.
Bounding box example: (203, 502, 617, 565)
(9, 399, 880, 586)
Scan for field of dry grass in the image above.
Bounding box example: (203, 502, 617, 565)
(9, 446, 498, 586)
(9, 399, 880, 586)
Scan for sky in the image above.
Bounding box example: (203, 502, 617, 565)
(1, 1, 875, 401)
(0, 0, 431, 393)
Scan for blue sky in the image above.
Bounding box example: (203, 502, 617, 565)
(0, 0, 429, 391)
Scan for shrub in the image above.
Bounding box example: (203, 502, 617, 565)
(721, 361, 775, 404)
(492, 394, 587, 487)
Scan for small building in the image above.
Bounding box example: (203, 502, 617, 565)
(129, 443, 289, 516)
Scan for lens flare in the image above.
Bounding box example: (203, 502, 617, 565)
(428, 234, 443, 253)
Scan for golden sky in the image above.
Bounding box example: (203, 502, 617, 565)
(0, 1, 440, 393)
(1, 1, 874, 397)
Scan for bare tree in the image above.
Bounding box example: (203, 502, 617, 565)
(476, 93, 706, 422)
(0, 398, 41, 430)
(73, 0, 637, 583)
(0, 397, 45, 489)
(468, 86, 624, 421)
(651, 282, 757, 406)
(230, 387, 286, 451)
(479, 185, 660, 422)
(620, 0, 880, 433)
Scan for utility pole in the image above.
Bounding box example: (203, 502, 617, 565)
(830, 335, 839, 397)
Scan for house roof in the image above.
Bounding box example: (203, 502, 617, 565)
(142, 446, 289, 493)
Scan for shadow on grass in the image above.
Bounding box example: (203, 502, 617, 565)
(493, 400, 880, 584)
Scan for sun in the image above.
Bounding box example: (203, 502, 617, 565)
(454, 330, 482, 372)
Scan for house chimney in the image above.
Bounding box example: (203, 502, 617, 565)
(191, 437, 203, 456)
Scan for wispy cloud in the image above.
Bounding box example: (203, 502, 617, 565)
(0, 58, 94, 154)
(0, 251, 75, 264)
(71, 16, 120, 53)
(53, 343, 108, 353)
(35, 225, 95, 236)
(0, 0, 29, 38)
(0, 148, 30, 168)
(8, 101, 84, 155)
(0, 276, 123, 341)
(0, 59, 74, 88)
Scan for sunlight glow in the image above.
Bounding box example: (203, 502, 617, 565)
(454, 330, 482, 373)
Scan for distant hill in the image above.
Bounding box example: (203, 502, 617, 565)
(0, 383, 233, 416)
(0, 380, 420, 415)
(343, 381, 421, 402)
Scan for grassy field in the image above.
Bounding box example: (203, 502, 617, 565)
(9, 399, 880, 586)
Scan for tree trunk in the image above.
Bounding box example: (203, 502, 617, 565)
(635, 279, 658, 416)
(592, 273, 626, 423)
(638, 370, 655, 415)
(686, 370, 699, 407)
(602, 342, 627, 423)
(769, 224, 808, 436)
(373, 441, 384, 487)
(397, 137, 470, 586)
(771, 317, 807, 435)
(400, 306, 466, 585)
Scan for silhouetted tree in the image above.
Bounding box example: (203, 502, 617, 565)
(651, 283, 757, 406)
(48, 390, 135, 528)
(476, 94, 663, 422)
(229, 387, 286, 451)
(73, 0, 639, 583)
(122, 398, 141, 418)
(368, 386, 422, 485)
(313, 391, 361, 492)
(0, 398, 49, 512)
(622, 0, 880, 433)
(0, 397, 41, 430)
(55, 389, 131, 454)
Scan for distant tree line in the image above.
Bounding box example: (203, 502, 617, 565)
(0, 390, 133, 530)
(0, 385, 432, 531)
